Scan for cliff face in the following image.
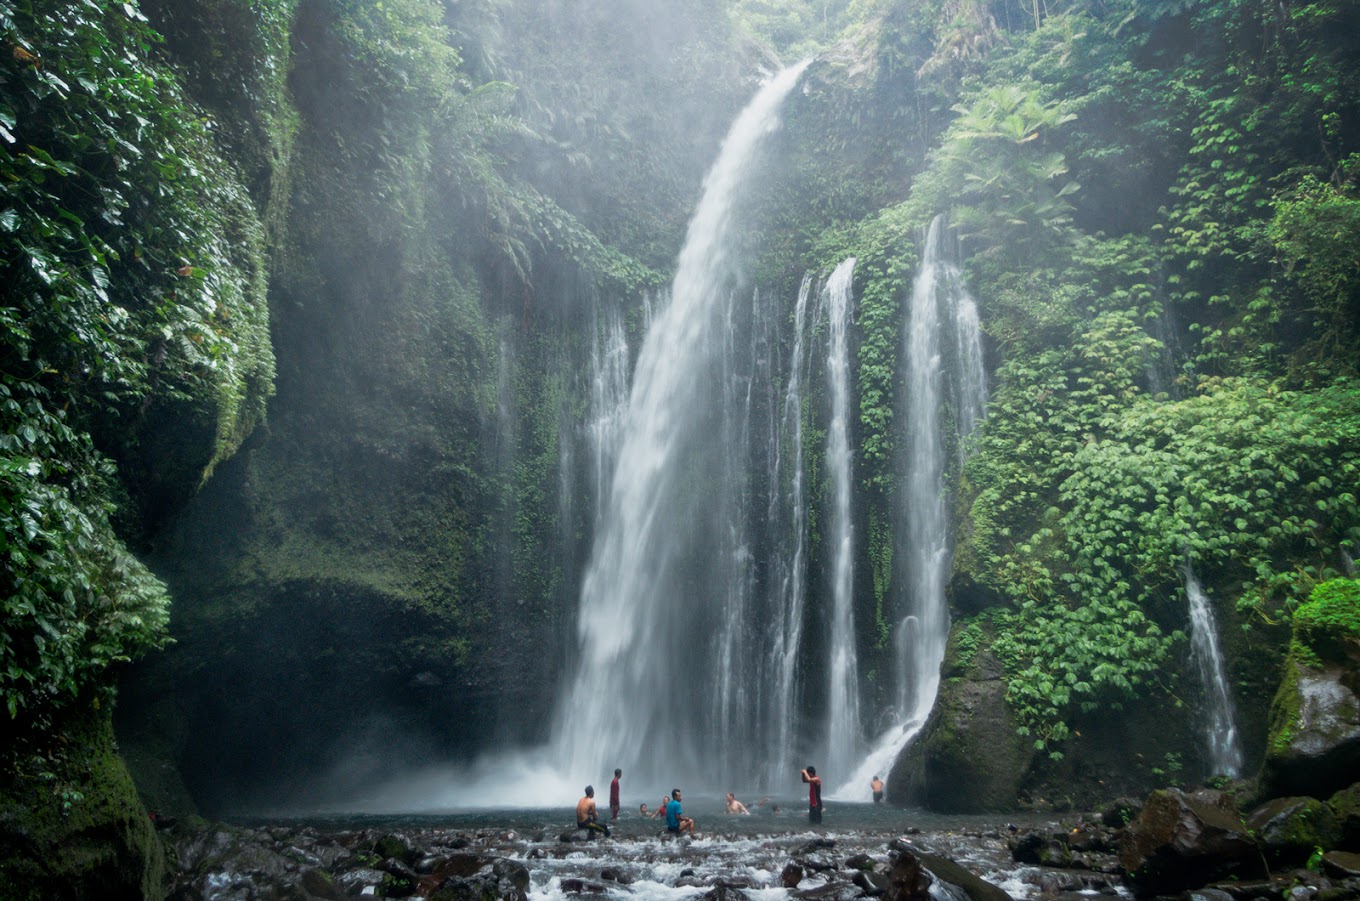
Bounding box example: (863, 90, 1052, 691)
(117, 0, 1360, 817)
(5, 6, 1359, 889)
(112, 0, 760, 814)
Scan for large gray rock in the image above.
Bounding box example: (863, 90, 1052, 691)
(888, 650, 1032, 812)
(917, 851, 1014, 901)
(1330, 782, 1360, 850)
(882, 850, 933, 901)
(1117, 788, 1266, 897)
(1244, 796, 1340, 865)
(1261, 662, 1360, 799)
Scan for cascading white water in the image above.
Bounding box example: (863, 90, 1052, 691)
(836, 215, 987, 799)
(1183, 567, 1244, 777)
(586, 307, 631, 524)
(764, 274, 815, 784)
(549, 62, 811, 790)
(824, 258, 864, 778)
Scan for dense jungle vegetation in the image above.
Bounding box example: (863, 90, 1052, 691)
(2, 0, 1359, 893)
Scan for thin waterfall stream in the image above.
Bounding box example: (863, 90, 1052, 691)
(1183, 567, 1244, 777)
(824, 258, 864, 779)
(837, 216, 987, 799)
(765, 274, 816, 785)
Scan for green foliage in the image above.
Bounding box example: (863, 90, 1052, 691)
(847, 204, 914, 489)
(952, 618, 986, 673)
(1266, 165, 1360, 369)
(981, 376, 1360, 747)
(1292, 578, 1360, 654)
(909, 82, 1080, 258)
(729, 0, 854, 59)
(1, 0, 276, 719)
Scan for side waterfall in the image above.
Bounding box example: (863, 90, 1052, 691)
(764, 275, 815, 784)
(836, 215, 987, 798)
(824, 258, 864, 779)
(586, 306, 631, 526)
(549, 62, 811, 790)
(1184, 568, 1244, 777)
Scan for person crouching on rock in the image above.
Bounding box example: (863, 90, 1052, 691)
(576, 786, 610, 838)
(665, 788, 695, 835)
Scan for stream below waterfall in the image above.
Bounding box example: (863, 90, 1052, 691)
(191, 804, 1109, 901)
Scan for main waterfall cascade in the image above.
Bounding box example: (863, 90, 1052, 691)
(836, 216, 988, 799)
(1183, 568, 1245, 777)
(377, 75, 991, 808)
(548, 61, 813, 790)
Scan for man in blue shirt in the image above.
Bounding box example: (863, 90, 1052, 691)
(664, 788, 696, 835)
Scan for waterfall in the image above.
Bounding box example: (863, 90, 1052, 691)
(836, 215, 987, 798)
(549, 62, 811, 790)
(824, 258, 863, 778)
(586, 307, 631, 526)
(1184, 568, 1244, 777)
(763, 274, 815, 784)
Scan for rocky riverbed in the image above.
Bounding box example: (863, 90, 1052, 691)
(151, 788, 1360, 900)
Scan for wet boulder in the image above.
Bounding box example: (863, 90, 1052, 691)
(335, 866, 387, 895)
(781, 862, 805, 887)
(1329, 782, 1360, 850)
(917, 850, 1014, 901)
(890, 650, 1033, 812)
(1321, 850, 1360, 879)
(1009, 830, 1072, 867)
(1261, 662, 1360, 799)
(883, 850, 933, 901)
(558, 877, 606, 894)
(795, 881, 868, 901)
(1260, 581, 1360, 800)
(1100, 797, 1143, 828)
(427, 854, 529, 901)
(1117, 788, 1266, 897)
(1245, 796, 1340, 865)
(853, 869, 890, 895)
(300, 867, 343, 900)
(703, 886, 751, 901)
(1184, 889, 1236, 901)
(372, 832, 417, 863)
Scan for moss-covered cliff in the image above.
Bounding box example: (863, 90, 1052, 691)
(4, 3, 1360, 884)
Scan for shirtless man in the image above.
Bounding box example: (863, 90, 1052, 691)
(576, 786, 610, 838)
(725, 792, 750, 815)
(871, 775, 885, 803)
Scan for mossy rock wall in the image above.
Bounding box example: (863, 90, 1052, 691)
(892, 613, 1205, 812)
(1, 701, 166, 901)
(890, 653, 1033, 812)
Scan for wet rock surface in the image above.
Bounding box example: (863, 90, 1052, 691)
(157, 801, 1360, 900)
(158, 817, 1043, 900)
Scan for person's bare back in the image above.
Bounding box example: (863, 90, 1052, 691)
(576, 794, 597, 824)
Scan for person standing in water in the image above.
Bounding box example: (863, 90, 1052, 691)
(725, 792, 750, 814)
(576, 786, 610, 838)
(801, 765, 823, 823)
(609, 769, 622, 820)
(871, 775, 884, 803)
